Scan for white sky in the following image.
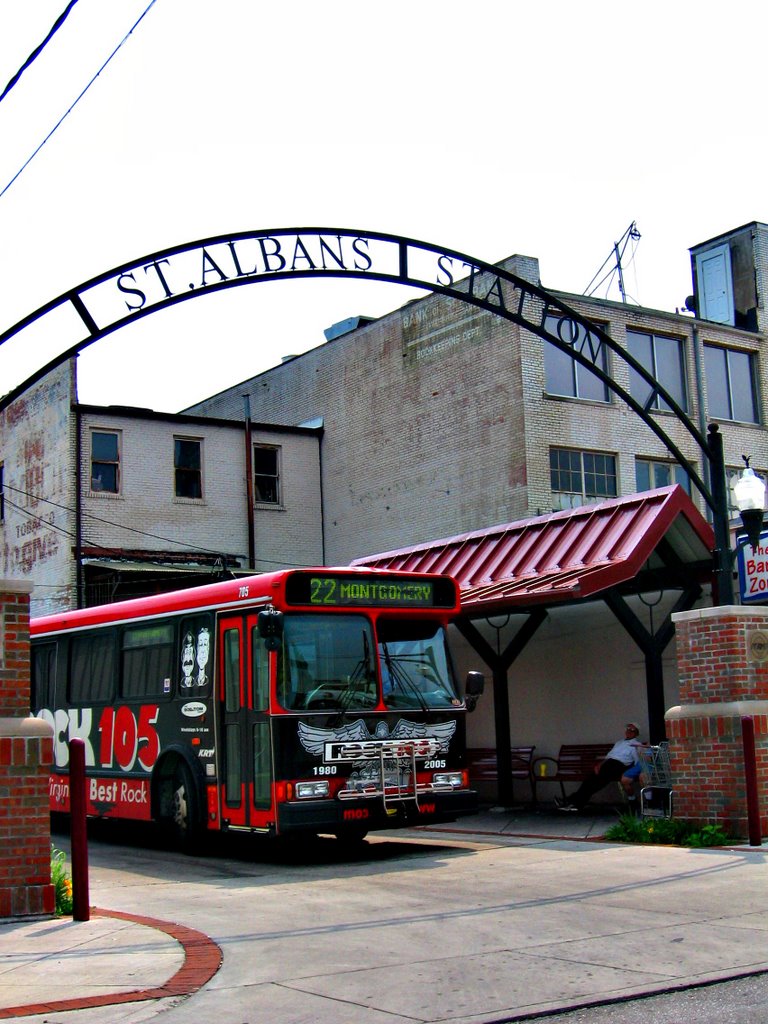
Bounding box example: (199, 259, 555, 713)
(0, 0, 766, 413)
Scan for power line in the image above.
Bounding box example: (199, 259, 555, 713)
(2, 481, 308, 569)
(0, 0, 81, 105)
(0, 0, 159, 201)
(4, 481, 228, 557)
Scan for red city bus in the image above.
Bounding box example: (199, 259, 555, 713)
(31, 567, 484, 846)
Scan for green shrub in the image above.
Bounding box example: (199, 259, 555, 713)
(604, 814, 733, 847)
(51, 847, 73, 916)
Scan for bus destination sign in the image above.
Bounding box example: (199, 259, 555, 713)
(285, 572, 456, 609)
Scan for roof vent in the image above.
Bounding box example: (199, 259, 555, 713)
(323, 316, 375, 341)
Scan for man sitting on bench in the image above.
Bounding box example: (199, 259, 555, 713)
(556, 723, 645, 812)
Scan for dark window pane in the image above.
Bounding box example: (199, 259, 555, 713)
(544, 342, 576, 397)
(175, 439, 201, 470)
(576, 359, 609, 401)
(673, 466, 692, 494)
(70, 634, 116, 703)
(92, 432, 118, 461)
(31, 643, 57, 710)
(92, 464, 118, 492)
(121, 624, 174, 699)
(636, 461, 651, 492)
(253, 447, 277, 474)
(654, 335, 686, 412)
(704, 345, 730, 418)
(627, 331, 654, 408)
(729, 350, 758, 423)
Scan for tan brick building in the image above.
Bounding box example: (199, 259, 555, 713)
(185, 224, 768, 565)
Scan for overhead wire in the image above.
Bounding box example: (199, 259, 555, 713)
(0, 0, 81, 105)
(0, 0, 159, 201)
(2, 481, 308, 570)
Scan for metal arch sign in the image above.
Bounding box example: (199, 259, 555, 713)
(0, 226, 715, 512)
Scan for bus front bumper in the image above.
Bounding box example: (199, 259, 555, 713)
(277, 788, 479, 836)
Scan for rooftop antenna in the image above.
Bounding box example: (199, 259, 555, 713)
(584, 221, 641, 303)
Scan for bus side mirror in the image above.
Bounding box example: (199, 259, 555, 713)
(258, 607, 284, 652)
(464, 670, 484, 711)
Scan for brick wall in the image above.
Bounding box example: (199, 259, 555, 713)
(0, 580, 55, 918)
(667, 605, 768, 837)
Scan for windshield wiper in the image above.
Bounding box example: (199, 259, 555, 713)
(380, 643, 429, 712)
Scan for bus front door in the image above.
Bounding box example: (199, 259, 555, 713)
(219, 615, 274, 831)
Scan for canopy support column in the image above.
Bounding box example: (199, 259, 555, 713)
(456, 610, 547, 805)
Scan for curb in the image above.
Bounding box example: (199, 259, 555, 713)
(0, 907, 222, 1020)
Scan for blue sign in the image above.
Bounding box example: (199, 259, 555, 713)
(736, 531, 768, 603)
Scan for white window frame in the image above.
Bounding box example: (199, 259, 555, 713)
(89, 429, 121, 495)
(174, 436, 204, 501)
(253, 444, 282, 506)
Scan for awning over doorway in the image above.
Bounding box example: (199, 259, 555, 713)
(353, 486, 715, 615)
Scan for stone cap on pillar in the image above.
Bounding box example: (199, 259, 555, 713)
(0, 579, 34, 595)
(0, 716, 53, 738)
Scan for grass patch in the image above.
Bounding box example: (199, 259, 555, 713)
(604, 814, 733, 847)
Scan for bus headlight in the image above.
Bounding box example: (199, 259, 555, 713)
(295, 781, 330, 799)
(433, 772, 463, 788)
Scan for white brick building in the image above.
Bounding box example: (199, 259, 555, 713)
(0, 363, 323, 615)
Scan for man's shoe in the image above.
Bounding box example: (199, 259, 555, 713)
(556, 802, 578, 812)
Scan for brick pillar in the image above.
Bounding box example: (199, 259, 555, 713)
(667, 605, 768, 839)
(0, 581, 55, 918)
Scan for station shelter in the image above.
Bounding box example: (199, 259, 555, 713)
(355, 484, 716, 806)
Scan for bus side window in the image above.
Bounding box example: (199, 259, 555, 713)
(70, 633, 116, 705)
(223, 629, 241, 712)
(31, 642, 57, 711)
(251, 626, 269, 711)
(121, 623, 174, 699)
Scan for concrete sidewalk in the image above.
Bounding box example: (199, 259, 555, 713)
(1, 808, 766, 1023)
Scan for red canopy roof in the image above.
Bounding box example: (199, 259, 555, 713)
(353, 486, 715, 614)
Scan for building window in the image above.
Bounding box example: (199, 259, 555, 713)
(543, 315, 609, 402)
(253, 445, 281, 504)
(704, 345, 759, 423)
(174, 438, 203, 499)
(90, 430, 120, 493)
(550, 447, 617, 510)
(636, 458, 691, 495)
(627, 330, 687, 413)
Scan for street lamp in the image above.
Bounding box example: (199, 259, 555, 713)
(734, 457, 767, 552)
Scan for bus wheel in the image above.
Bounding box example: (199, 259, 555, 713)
(334, 826, 368, 844)
(169, 765, 199, 851)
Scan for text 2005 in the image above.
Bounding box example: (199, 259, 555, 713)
(424, 759, 446, 769)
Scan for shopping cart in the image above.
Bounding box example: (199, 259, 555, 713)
(638, 742, 673, 818)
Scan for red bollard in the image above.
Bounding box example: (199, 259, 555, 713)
(69, 738, 90, 921)
(740, 716, 762, 848)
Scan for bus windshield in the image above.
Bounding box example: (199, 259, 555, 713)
(277, 614, 377, 711)
(378, 620, 460, 710)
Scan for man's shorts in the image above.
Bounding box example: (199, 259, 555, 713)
(622, 761, 643, 779)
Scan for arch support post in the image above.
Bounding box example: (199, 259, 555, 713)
(706, 423, 735, 606)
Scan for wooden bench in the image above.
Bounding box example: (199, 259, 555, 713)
(531, 743, 612, 803)
(466, 746, 535, 800)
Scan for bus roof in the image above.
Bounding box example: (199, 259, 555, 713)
(31, 566, 458, 635)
